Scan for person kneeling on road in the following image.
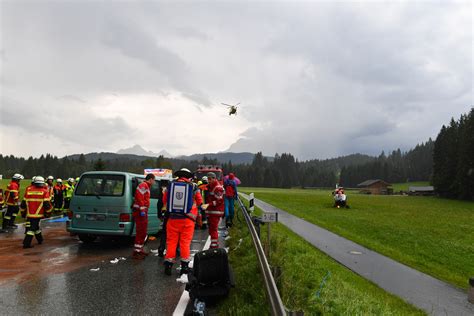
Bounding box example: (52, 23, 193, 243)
(132, 173, 155, 260)
(21, 176, 52, 249)
(163, 168, 203, 276)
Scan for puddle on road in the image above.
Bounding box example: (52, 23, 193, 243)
(0, 222, 132, 285)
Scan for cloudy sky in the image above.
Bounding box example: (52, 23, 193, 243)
(0, 0, 472, 160)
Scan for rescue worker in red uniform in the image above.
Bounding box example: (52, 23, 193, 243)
(53, 179, 64, 213)
(46, 176, 55, 204)
(132, 173, 155, 259)
(2, 173, 24, 230)
(163, 168, 203, 276)
(20, 176, 52, 248)
(205, 172, 225, 249)
(0, 188, 4, 207)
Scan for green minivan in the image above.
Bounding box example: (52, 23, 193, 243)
(67, 171, 166, 243)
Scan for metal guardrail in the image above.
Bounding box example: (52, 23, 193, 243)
(236, 195, 286, 316)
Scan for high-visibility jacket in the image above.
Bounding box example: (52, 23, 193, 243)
(20, 185, 52, 218)
(63, 183, 74, 199)
(163, 178, 202, 221)
(198, 182, 208, 202)
(205, 179, 224, 217)
(132, 181, 151, 215)
(5, 181, 20, 206)
(47, 184, 54, 201)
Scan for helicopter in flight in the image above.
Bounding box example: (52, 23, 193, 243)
(221, 102, 240, 116)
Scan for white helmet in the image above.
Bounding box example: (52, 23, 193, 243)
(33, 176, 45, 185)
(68, 177, 75, 183)
(12, 173, 24, 180)
(57, 178, 63, 183)
(47, 176, 54, 180)
(202, 176, 208, 182)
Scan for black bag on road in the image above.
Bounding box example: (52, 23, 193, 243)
(186, 248, 235, 303)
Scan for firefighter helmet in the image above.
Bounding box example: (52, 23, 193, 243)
(57, 178, 63, 183)
(33, 176, 45, 185)
(12, 173, 24, 180)
(47, 175, 54, 180)
(174, 168, 193, 179)
(68, 177, 75, 183)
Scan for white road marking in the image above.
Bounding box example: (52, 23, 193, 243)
(172, 235, 211, 316)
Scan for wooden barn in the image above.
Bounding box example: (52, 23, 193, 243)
(357, 179, 392, 195)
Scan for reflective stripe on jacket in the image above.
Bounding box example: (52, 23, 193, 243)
(206, 180, 224, 216)
(5, 181, 20, 206)
(133, 182, 151, 212)
(21, 185, 52, 218)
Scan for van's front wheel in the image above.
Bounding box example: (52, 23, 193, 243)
(78, 234, 97, 244)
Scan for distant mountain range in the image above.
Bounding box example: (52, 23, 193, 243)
(66, 144, 270, 165)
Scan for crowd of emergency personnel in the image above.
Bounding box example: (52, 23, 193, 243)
(0, 174, 78, 248)
(0, 168, 240, 274)
(131, 168, 239, 277)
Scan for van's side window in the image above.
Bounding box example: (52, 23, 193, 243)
(132, 177, 161, 199)
(76, 175, 125, 197)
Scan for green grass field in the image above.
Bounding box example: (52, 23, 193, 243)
(219, 200, 424, 315)
(240, 188, 474, 289)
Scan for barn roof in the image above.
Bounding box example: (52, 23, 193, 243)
(357, 179, 391, 187)
(408, 186, 434, 192)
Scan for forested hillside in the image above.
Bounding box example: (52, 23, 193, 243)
(2, 109, 472, 201)
(432, 109, 474, 200)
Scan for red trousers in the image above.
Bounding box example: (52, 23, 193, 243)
(165, 218, 195, 262)
(207, 215, 221, 248)
(134, 215, 148, 252)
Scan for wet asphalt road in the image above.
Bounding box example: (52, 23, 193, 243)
(0, 219, 212, 315)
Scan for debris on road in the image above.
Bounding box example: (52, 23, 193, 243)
(176, 274, 189, 284)
(110, 258, 119, 264)
(90, 268, 100, 272)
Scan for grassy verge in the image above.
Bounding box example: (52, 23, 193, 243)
(216, 205, 270, 315)
(240, 188, 474, 289)
(220, 199, 423, 315)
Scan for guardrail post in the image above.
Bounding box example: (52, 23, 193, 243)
(469, 277, 474, 304)
(249, 193, 255, 212)
(266, 222, 271, 258)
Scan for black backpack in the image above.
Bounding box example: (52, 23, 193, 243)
(186, 248, 235, 303)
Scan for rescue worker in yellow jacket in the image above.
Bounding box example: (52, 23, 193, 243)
(20, 176, 52, 248)
(63, 178, 75, 214)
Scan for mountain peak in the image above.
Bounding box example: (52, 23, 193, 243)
(117, 145, 173, 158)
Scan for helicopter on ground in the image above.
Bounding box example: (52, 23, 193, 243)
(222, 102, 240, 116)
